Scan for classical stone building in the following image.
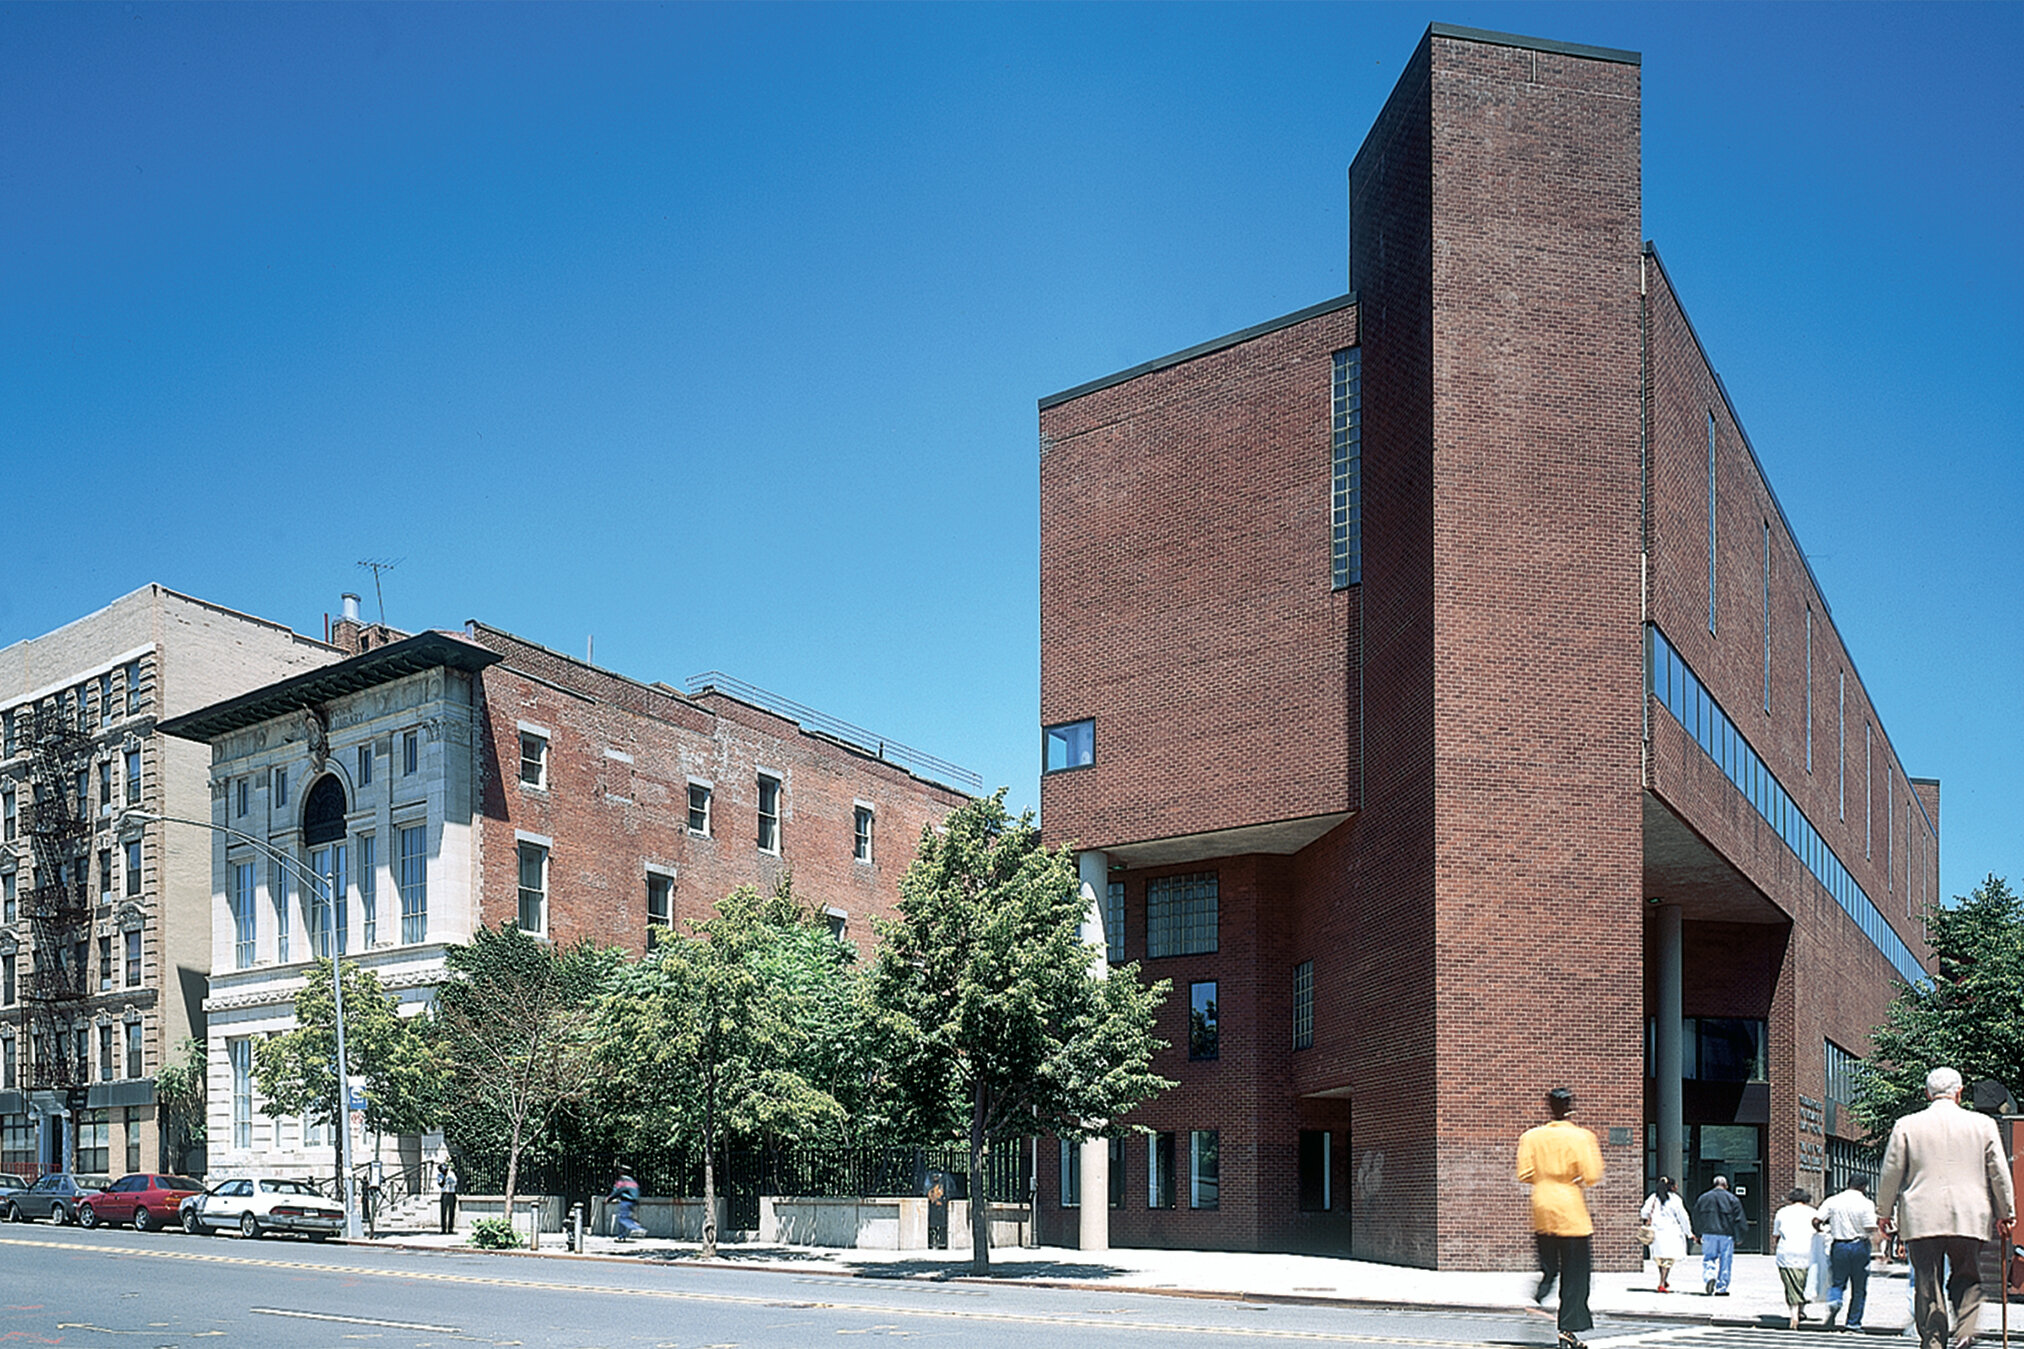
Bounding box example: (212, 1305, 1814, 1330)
(1037, 24, 1936, 1267)
(0, 586, 337, 1178)
(160, 600, 973, 1184)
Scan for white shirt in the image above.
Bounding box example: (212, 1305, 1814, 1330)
(1774, 1202, 1820, 1268)
(1817, 1187, 1878, 1242)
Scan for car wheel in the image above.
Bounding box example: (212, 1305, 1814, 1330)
(4, 1203, 20, 1224)
(78, 1203, 99, 1229)
(133, 1206, 156, 1233)
(239, 1211, 260, 1239)
(52, 1203, 72, 1226)
(182, 1206, 203, 1235)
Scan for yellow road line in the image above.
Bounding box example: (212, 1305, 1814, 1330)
(0, 1235, 1491, 1345)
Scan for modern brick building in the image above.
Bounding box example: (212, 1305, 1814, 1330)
(160, 599, 972, 1183)
(1037, 24, 1937, 1269)
(0, 586, 338, 1179)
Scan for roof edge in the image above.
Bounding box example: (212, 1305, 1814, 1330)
(1427, 22, 1640, 66)
(1039, 293, 1356, 411)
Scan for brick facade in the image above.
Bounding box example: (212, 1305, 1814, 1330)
(1038, 24, 1935, 1268)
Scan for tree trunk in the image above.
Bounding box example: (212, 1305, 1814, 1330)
(503, 1111, 524, 1228)
(970, 1080, 991, 1275)
(701, 1078, 719, 1258)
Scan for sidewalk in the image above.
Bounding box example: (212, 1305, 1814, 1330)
(366, 1221, 1993, 1335)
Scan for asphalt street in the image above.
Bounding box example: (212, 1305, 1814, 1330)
(0, 1224, 1806, 1348)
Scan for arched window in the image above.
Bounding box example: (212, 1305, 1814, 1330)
(302, 774, 348, 847)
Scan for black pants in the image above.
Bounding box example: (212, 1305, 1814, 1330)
(1536, 1233, 1595, 1335)
(439, 1192, 457, 1234)
(1907, 1236, 1986, 1349)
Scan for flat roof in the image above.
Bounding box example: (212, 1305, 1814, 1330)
(157, 630, 501, 743)
(1039, 293, 1356, 411)
(1426, 22, 1640, 67)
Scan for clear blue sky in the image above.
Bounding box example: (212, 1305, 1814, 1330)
(3, 3, 2017, 906)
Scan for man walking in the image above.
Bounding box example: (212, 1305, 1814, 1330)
(1817, 1177, 1881, 1330)
(1876, 1067, 2016, 1349)
(1693, 1175, 1747, 1295)
(435, 1158, 459, 1235)
(1518, 1087, 1606, 1349)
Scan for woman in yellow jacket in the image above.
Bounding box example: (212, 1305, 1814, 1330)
(1518, 1087, 1606, 1349)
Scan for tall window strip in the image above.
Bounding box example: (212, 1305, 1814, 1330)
(1331, 348, 1362, 589)
(398, 824, 428, 943)
(1865, 723, 1873, 858)
(359, 834, 377, 948)
(1838, 673, 1846, 819)
(1105, 879, 1125, 964)
(230, 1038, 253, 1149)
(1145, 872, 1218, 958)
(231, 862, 256, 970)
(1761, 521, 1772, 713)
(1646, 623, 1925, 985)
(1887, 767, 1894, 893)
(271, 861, 290, 963)
(1805, 608, 1814, 772)
(1292, 960, 1315, 1050)
(1706, 413, 1718, 633)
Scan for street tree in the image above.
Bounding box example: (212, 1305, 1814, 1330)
(434, 924, 620, 1218)
(868, 790, 1174, 1274)
(255, 959, 441, 1181)
(1852, 874, 2024, 1137)
(153, 1037, 207, 1173)
(593, 879, 849, 1256)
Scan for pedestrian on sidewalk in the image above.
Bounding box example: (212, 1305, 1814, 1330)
(1693, 1175, 1747, 1295)
(1773, 1187, 1822, 1329)
(435, 1159, 459, 1235)
(1640, 1177, 1694, 1292)
(1875, 1066, 2017, 1349)
(608, 1167, 646, 1241)
(1816, 1177, 1881, 1330)
(1517, 1086, 1605, 1349)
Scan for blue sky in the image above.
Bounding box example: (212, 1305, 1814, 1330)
(2, 3, 2017, 906)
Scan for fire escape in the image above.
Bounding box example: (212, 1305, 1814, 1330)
(22, 698, 93, 1097)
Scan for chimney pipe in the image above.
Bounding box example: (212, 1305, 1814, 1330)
(341, 593, 361, 623)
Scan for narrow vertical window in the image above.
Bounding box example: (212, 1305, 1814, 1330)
(516, 840, 548, 935)
(1188, 982, 1219, 1060)
(272, 766, 288, 809)
(1805, 607, 1813, 772)
(359, 834, 377, 947)
(1761, 521, 1772, 712)
(518, 732, 548, 789)
(357, 743, 373, 787)
(402, 729, 420, 776)
(272, 861, 291, 962)
(853, 805, 874, 864)
(235, 778, 248, 818)
(1147, 1132, 1175, 1209)
(1060, 1140, 1080, 1208)
(1189, 1130, 1220, 1210)
(1838, 673, 1846, 819)
(125, 748, 141, 804)
(232, 861, 257, 970)
(647, 873, 674, 940)
(125, 660, 142, 713)
(99, 1024, 114, 1080)
(1293, 959, 1315, 1050)
(1331, 347, 1363, 588)
(398, 824, 428, 943)
(98, 761, 112, 815)
(1865, 723, 1872, 858)
(125, 839, 142, 896)
(1105, 879, 1126, 964)
(756, 775, 781, 853)
(2, 954, 13, 1006)
(125, 1022, 142, 1079)
(125, 928, 140, 986)
(1707, 412, 1718, 633)
(688, 782, 712, 836)
(230, 1038, 253, 1149)
(1887, 768, 1894, 894)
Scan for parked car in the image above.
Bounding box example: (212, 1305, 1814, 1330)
(79, 1173, 206, 1232)
(4, 1173, 108, 1224)
(180, 1176, 343, 1240)
(0, 1173, 28, 1196)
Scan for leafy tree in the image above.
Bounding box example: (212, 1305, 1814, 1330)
(1852, 874, 2024, 1138)
(254, 959, 441, 1182)
(433, 925, 620, 1218)
(868, 790, 1174, 1274)
(592, 878, 850, 1256)
(153, 1037, 207, 1172)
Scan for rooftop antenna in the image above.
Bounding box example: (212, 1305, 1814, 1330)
(356, 558, 403, 625)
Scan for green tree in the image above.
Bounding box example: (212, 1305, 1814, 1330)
(254, 959, 441, 1181)
(153, 1037, 208, 1173)
(593, 879, 850, 1256)
(868, 790, 1174, 1274)
(1852, 874, 2024, 1138)
(433, 925, 620, 1218)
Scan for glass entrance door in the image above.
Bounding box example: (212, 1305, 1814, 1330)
(1686, 1123, 1765, 1253)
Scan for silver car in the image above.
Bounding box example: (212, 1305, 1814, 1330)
(180, 1176, 343, 1240)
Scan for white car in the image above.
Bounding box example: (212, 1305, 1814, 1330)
(180, 1177, 343, 1240)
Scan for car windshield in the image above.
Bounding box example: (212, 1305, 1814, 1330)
(260, 1180, 318, 1195)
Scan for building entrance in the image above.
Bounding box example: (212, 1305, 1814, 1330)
(1685, 1124, 1764, 1254)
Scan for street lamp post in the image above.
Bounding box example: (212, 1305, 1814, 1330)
(121, 809, 363, 1240)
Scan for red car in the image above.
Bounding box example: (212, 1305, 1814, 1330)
(79, 1173, 206, 1232)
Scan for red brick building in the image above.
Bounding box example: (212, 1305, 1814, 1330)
(1037, 24, 1935, 1269)
(165, 603, 971, 1181)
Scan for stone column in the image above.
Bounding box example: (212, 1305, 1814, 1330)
(1654, 902, 1684, 1187)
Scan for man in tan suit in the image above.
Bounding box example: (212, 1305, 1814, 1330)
(1876, 1067, 2017, 1349)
